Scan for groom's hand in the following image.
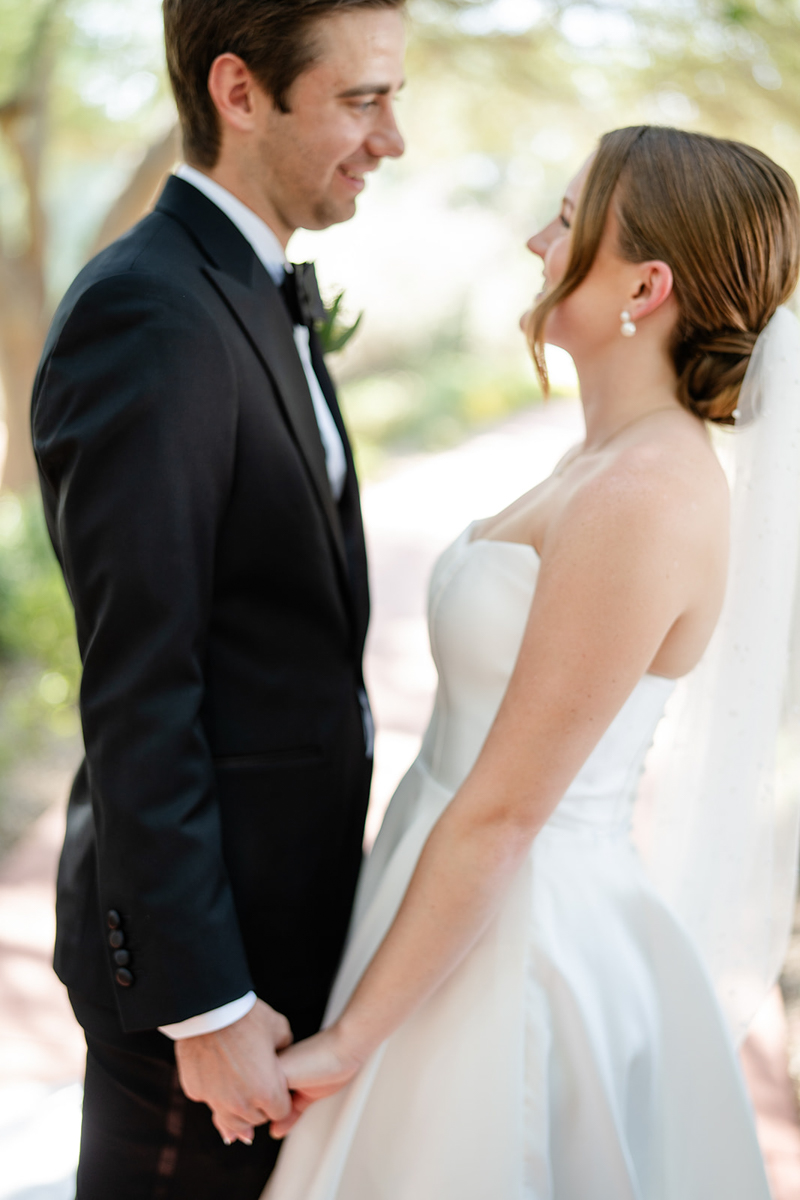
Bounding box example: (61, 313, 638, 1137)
(174, 998, 293, 1145)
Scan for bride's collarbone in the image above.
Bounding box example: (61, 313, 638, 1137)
(476, 430, 725, 581)
(476, 456, 600, 551)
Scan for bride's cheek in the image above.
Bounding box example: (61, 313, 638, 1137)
(545, 236, 570, 287)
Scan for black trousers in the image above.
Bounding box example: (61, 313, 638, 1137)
(71, 992, 282, 1200)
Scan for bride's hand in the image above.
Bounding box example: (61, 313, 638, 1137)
(269, 1025, 364, 1139)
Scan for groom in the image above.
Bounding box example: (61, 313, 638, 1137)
(30, 2, 405, 1197)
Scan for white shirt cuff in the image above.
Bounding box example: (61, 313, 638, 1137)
(158, 991, 257, 1040)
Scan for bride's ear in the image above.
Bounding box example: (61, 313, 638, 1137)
(627, 261, 674, 322)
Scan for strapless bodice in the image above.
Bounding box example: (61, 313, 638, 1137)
(417, 524, 675, 835)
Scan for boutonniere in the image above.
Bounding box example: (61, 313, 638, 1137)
(316, 290, 363, 355)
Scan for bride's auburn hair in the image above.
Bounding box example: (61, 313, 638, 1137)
(529, 126, 800, 423)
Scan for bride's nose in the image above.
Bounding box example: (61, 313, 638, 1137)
(527, 224, 552, 260)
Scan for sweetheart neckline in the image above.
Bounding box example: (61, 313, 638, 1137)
(463, 529, 677, 687)
(467, 535, 541, 557)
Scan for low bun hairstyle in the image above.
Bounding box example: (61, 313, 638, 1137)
(674, 328, 758, 424)
(529, 126, 800, 424)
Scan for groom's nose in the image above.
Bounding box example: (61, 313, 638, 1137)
(366, 107, 405, 160)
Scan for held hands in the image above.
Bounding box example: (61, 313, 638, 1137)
(269, 1024, 365, 1139)
(174, 999, 293, 1145)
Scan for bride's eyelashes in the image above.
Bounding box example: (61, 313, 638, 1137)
(559, 213, 571, 230)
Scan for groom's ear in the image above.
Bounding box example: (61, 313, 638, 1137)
(207, 53, 274, 135)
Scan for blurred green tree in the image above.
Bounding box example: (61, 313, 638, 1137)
(3, 0, 800, 493)
(0, 0, 176, 493)
(546, 0, 800, 142)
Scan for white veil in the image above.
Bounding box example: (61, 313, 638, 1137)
(635, 305, 800, 1041)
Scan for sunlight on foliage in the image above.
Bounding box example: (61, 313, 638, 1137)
(0, 494, 81, 777)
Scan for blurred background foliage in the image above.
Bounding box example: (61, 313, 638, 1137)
(0, 495, 76, 688)
(0, 490, 79, 848)
(4, 0, 800, 476)
(2, 0, 800, 824)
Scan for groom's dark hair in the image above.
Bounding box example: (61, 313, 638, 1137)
(164, 0, 406, 168)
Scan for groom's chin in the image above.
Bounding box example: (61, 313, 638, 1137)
(307, 196, 360, 231)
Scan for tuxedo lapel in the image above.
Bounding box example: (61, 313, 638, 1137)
(309, 330, 371, 650)
(155, 177, 348, 579)
(203, 262, 348, 573)
(309, 330, 346, 440)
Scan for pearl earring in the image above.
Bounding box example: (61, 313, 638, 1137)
(620, 310, 637, 338)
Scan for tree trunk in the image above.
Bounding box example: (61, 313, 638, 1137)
(0, 3, 56, 494)
(90, 124, 180, 257)
(0, 260, 48, 494)
(0, 125, 181, 493)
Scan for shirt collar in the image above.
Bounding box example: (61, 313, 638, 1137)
(175, 164, 287, 286)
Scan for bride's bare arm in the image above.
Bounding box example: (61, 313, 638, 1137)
(271, 443, 725, 1136)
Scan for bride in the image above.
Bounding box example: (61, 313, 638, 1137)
(257, 126, 800, 1198)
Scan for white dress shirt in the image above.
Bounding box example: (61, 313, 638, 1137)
(160, 166, 348, 1040)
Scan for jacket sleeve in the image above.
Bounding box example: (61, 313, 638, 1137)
(32, 270, 254, 1031)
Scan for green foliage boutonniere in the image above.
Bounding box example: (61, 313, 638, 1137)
(316, 291, 363, 355)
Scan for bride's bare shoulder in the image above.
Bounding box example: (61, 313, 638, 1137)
(612, 417, 725, 496)
(548, 417, 729, 562)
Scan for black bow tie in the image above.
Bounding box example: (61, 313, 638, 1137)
(280, 262, 327, 328)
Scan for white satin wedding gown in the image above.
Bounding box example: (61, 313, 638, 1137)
(265, 525, 771, 1200)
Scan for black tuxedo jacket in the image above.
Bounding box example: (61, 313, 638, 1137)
(32, 176, 372, 1039)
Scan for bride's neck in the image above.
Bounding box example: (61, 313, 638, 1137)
(574, 338, 680, 451)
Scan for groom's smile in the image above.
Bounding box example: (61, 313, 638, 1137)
(337, 162, 373, 195)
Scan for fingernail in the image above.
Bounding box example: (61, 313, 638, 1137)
(241, 1136, 253, 1146)
(223, 1137, 232, 1146)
